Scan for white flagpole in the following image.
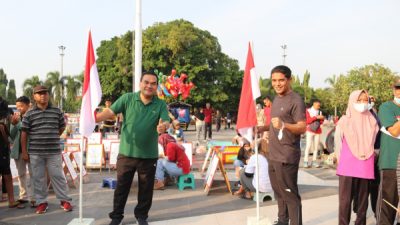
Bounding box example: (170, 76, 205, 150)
(79, 137, 84, 222)
(134, 0, 142, 92)
(254, 120, 260, 224)
(250, 41, 260, 224)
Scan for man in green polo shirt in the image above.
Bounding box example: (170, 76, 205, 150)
(376, 79, 400, 225)
(96, 72, 170, 225)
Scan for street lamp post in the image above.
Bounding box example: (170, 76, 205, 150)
(59, 45, 66, 110)
(281, 44, 287, 65)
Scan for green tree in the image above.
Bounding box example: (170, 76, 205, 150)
(45, 71, 65, 108)
(96, 19, 243, 114)
(23, 75, 43, 99)
(63, 75, 82, 112)
(0, 69, 8, 98)
(7, 79, 17, 104)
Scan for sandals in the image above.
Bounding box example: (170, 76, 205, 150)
(233, 187, 245, 196)
(240, 191, 253, 200)
(30, 201, 37, 208)
(9, 201, 26, 209)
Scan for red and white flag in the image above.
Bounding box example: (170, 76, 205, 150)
(236, 43, 260, 143)
(79, 31, 102, 138)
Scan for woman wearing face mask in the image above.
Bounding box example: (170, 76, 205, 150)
(334, 90, 379, 225)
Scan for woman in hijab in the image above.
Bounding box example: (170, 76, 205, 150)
(154, 133, 190, 190)
(335, 90, 379, 225)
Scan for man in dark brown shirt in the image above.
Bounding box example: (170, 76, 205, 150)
(261, 65, 306, 225)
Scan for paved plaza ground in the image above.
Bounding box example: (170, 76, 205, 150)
(0, 125, 377, 225)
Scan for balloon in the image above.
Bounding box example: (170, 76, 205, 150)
(171, 69, 177, 76)
(179, 73, 188, 81)
(170, 89, 178, 98)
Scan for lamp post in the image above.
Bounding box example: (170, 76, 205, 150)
(281, 44, 287, 65)
(59, 45, 66, 110)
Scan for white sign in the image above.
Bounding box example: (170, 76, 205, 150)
(72, 152, 87, 176)
(62, 152, 78, 180)
(87, 132, 102, 144)
(182, 143, 193, 166)
(86, 144, 104, 168)
(109, 142, 120, 166)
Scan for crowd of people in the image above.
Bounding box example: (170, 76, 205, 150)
(2, 66, 400, 225)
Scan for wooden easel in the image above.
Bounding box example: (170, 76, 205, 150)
(203, 152, 232, 195)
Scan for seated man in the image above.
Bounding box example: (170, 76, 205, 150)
(154, 133, 190, 190)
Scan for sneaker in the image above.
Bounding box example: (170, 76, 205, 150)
(36, 203, 48, 214)
(109, 218, 122, 225)
(153, 179, 165, 190)
(303, 162, 309, 168)
(136, 218, 149, 225)
(60, 200, 73, 212)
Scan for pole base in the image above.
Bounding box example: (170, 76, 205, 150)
(247, 216, 272, 225)
(68, 218, 95, 225)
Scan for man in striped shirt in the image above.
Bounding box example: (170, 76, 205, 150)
(21, 85, 72, 214)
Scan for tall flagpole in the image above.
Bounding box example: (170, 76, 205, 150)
(79, 137, 84, 222)
(250, 42, 260, 224)
(133, 0, 142, 92)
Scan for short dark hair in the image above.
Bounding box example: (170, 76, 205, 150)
(140, 71, 158, 84)
(271, 65, 292, 79)
(16, 96, 30, 105)
(264, 95, 272, 101)
(312, 99, 321, 104)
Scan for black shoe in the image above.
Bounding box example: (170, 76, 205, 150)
(273, 221, 288, 225)
(109, 218, 122, 225)
(136, 218, 149, 225)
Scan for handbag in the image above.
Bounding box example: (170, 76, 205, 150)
(309, 120, 320, 132)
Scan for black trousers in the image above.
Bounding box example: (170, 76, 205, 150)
(376, 169, 399, 225)
(268, 160, 302, 225)
(204, 122, 212, 139)
(109, 155, 157, 221)
(338, 176, 369, 225)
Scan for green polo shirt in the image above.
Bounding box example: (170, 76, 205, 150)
(110, 92, 170, 158)
(378, 101, 400, 169)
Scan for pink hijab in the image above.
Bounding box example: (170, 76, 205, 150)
(337, 90, 379, 160)
(158, 133, 176, 151)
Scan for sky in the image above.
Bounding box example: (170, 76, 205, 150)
(1, 0, 399, 97)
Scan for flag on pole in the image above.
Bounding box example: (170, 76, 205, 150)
(79, 31, 102, 138)
(236, 42, 260, 142)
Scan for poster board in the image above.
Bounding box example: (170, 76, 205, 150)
(203, 151, 232, 195)
(66, 138, 83, 145)
(201, 146, 213, 173)
(105, 133, 119, 140)
(62, 152, 78, 181)
(204, 153, 219, 195)
(102, 139, 115, 153)
(71, 151, 87, 176)
(109, 142, 120, 167)
(71, 133, 82, 139)
(182, 142, 193, 166)
(86, 144, 105, 169)
(64, 144, 80, 152)
(87, 132, 102, 144)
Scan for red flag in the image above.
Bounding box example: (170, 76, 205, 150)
(236, 43, 260, 142)
(79, 31, 102, 138)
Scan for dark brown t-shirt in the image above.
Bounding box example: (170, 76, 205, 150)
(268, 91, 306, 164)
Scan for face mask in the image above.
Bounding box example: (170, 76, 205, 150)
(368, 102, 374, 110)
(353, 103, 368, 113)
(394, 97, 400, 105)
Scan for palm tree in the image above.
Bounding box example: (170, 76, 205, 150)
(324, 75, 337, 87)
(23, 75, 43, 99)
(45, 71, 65, 108)
(65, 75, 82, 100)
